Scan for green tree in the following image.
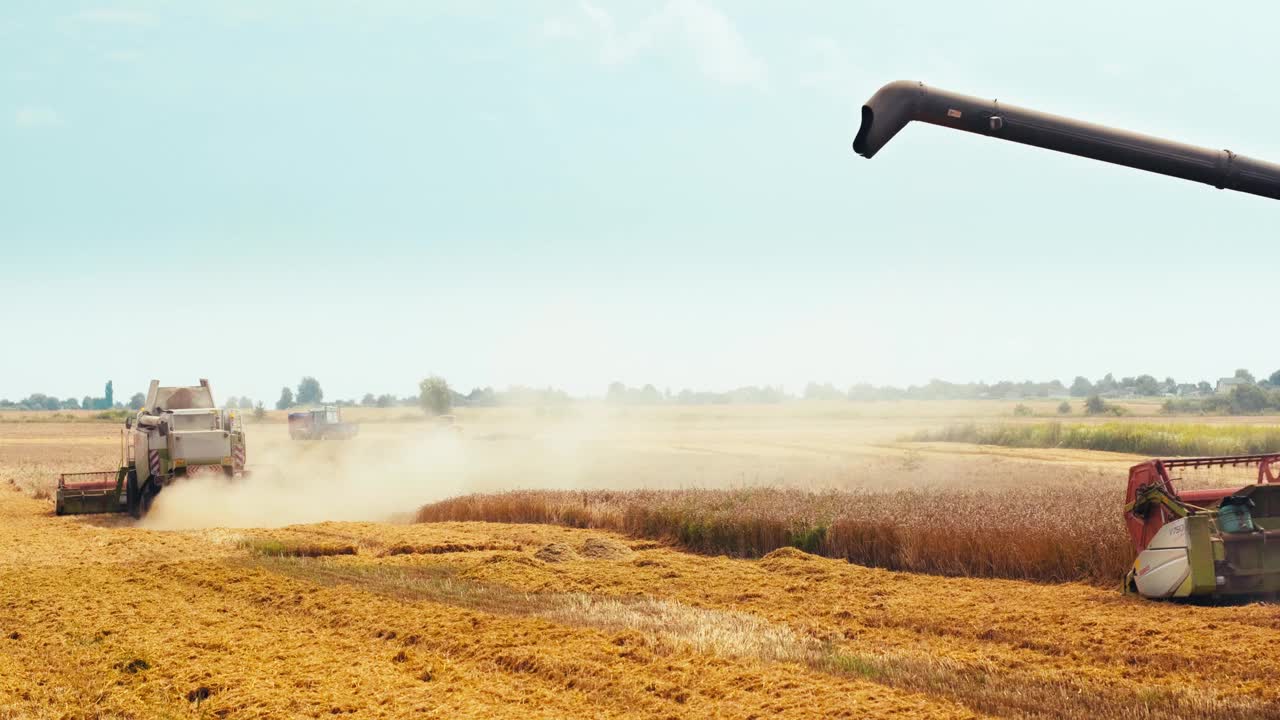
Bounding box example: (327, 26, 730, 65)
(1134, 375, 1161, 396)
(1068, 376, 1093, 397)
(1057, 401, 1072, 415)
(104, 381, 113, 409)
(296, 377, 323, 405)
(1229, 384, 1269, 414)
(127, 393, 145, 410)
(1084, 394, 1107, 415)
(253, 401, 266, 420)
(419, 376, 452, 415)
(360, 393, 376, 407)
(1269, 369, 1280, 386)
(62, 398, 81, 410)
(1197, 381, 1213, 394)
(1095, 373, 1117, 393)
(1234, 368, 1256, 384)
(275, 387, 294, 410)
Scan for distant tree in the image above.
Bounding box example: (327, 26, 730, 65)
(465, 387, 497, 406)
(419, 376, 452, 415)
(1197, 381, 1213, 394)
(606, 382, 626, 403)
(640, 384, 662, 404)
(275, 387, 294, 410)
(376, 394, 396, 408)
(1230, 384, 1269, 414)
(1235, 368, 1256, 384)
(296, 377, 323, 405)
(224, 395, 239, 409)
(1133, 375, 1161, 396)
(360, 393, 376, 407)
(805, 382, 846, 401)
(22, 394, 60, 411)
(1270, 369, 1280, 386)
(1068, 377, 1093, 397)
(1095, 373, 1117, 393)
(253, 401, 266, 420)
(127, 393, 145, 410)
(238, 397, 254, 409)
(1084, 394, 1107, 415)
(1013, 403, 1034, 417)
(104, 381, 113, 410)
(82, 396, 93, 411)
(1057, 401, 1072, 415)
(62, 398, 81, 410)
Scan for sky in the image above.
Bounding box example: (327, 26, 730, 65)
(3, 1, 1279, 403)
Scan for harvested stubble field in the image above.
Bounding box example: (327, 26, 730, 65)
(3, 403, 1280, 719)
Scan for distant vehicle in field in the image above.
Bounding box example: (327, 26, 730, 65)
(288, 405, 358, 440)
(56, 379, 247, 518)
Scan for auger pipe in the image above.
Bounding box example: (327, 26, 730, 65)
(853, 80, 1280, 201)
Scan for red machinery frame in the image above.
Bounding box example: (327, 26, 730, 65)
(1125, 454, 1280, 552)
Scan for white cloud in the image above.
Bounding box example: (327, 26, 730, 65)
(72, 8, 155, 27)
(548, 0, 767, 89)
(14, 106, 62, 128)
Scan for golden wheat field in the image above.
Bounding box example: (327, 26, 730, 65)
(3, 403, 1280, 719)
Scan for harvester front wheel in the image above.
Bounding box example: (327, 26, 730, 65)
(126, 471, 141, 519)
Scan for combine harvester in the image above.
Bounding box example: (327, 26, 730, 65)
(288, 405, 358, 440)
(854, 81, 1280, 599)
(56, 379, 247, 519)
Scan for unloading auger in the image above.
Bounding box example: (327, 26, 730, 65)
(854, 80, 1280, 200)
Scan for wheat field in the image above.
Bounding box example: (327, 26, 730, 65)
(3, 403, 1279, 719)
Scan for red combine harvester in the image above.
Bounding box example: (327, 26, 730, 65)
(1124, 455, 1280, 599)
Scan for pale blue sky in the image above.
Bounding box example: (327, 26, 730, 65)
(3, 1, 1278, 402)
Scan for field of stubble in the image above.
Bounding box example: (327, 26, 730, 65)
(2, 402, 1279, 719)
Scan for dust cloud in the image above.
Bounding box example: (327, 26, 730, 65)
(137, 413, 611, 530)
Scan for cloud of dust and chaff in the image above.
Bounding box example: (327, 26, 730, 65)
(137, 411, 613, 530)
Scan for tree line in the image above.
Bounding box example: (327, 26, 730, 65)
(8, 367, 1280, 415)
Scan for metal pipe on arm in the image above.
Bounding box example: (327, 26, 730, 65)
(853, 80, 1280, 201)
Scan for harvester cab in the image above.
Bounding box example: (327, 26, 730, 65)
(288, 405, 358, 441)
(56, 379, 247, 518)
(1124, 455, 1280, 599)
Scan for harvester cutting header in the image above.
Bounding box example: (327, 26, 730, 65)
(56, 379, 246, 518)
(1126, 455, 1280, 599)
